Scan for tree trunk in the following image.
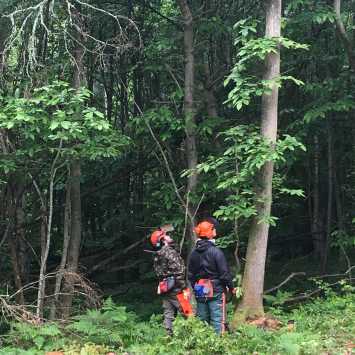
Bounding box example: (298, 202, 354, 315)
(321, 120, 333, 273)
(7, 182, 26, 305)
(16, 193, 29, 285)
(334, 0, 355, 71)
(49, 177, 71, 320)
(36, 138, 62, 320)
(61, 160, 82, 318)
(311, 135, 323, 256)
(233, 0, 281, 327)
(61, 14, 84, 318)
(177, 0, 198, 246)
(203, 61, 218, 118)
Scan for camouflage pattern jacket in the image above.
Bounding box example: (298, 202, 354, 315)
(153, 244, 186, 292)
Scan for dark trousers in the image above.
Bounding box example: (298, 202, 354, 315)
(196, 292, 226, 334)
(162, 294, 181, 334)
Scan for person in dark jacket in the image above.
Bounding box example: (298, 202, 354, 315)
(188, 219, 235, 334)
(150, 228, 192, 335)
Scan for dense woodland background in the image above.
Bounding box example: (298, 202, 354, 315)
(0, 0, 354, 353)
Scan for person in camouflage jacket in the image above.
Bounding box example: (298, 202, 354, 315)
(150, 229, 187, 335)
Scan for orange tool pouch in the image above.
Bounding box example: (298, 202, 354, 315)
(176, 288, 194, 317)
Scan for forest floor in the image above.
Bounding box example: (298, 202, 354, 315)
(0, 290, 354, 354)
(0, 253, 354, 354)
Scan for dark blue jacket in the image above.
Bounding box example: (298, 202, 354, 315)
(188, 239, 233, 293)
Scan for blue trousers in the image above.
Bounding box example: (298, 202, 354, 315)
(196, 292, 226, 334)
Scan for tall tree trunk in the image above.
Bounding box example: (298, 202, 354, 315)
(233, 0, 281, 327)
(61, 160, 82, 318)
(49, 177, 71, 320)
(61, 14, 84, 318)
(8, 194, 25, 305)
(334, 0, 355, 71)
(16, 193, 29, 285)
(0, 16, 10, 90)
(321, 119, 333, 273)
(311, 135, 323, 256)
(8, 182, 26, 305)
(35, 136, 62, 319)
(177, 0, 198, 246)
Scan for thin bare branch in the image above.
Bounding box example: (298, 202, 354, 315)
(264, 272, 306, 294)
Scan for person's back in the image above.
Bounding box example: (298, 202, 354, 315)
(189, 239, 233, 294)
(188, 219, 234, 334)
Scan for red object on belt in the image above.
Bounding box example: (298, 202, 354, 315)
(176, 288, 194, 317)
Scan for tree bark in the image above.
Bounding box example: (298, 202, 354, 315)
(311, 135, 323, 256)
(36, 138, 62, 319)
(16, 193, 29, 286)
(61, 13, 85, 318)
(203, 61, 218, 118)
(321, 120, 333, 273)
(61, 160, 82, 318)
(177, 0, 198, 246)
(7, 182, 26, 305)
(49, 177, 71, 320)
(8, 197, 25, 305)
(334, 0, 355, 71)
(233, 0, 281, 327)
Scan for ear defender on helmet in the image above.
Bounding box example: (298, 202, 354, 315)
(150, 229, 166, 247)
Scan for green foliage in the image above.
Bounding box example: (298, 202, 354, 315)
(330, 230, 355, 250)
(195, 125, 305, 224)
(286, 1, 335, 24)
(4, 321, 63, 352)
(264, 290, 295, 306)
(225, 19, 307, 110)
(131, 107, 183, 141)
(67, 298, 128, 348)
(0, 81, 129, 166)
(1, 294, 354, 354)
(303, 96, 355, 123)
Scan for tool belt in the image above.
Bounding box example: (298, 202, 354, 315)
(193, 279, 214, 299)
(157, 276, 175, 294)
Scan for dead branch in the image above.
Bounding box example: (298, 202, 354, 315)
(0, 270, 101, 324)
(283, 277, 355, 304)
(264, 272, 306, 294)
(2, 0, 141, 76)
(311, 266, 355, 280)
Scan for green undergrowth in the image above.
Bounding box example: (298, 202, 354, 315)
(0, 291, 354, 355)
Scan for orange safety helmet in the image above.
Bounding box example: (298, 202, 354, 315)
(150, 229, 166, 247)
(194, 220, 216, 239)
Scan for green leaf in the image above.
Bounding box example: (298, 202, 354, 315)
(49, 121, 60, 130)
(61, 121, 71, 129)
